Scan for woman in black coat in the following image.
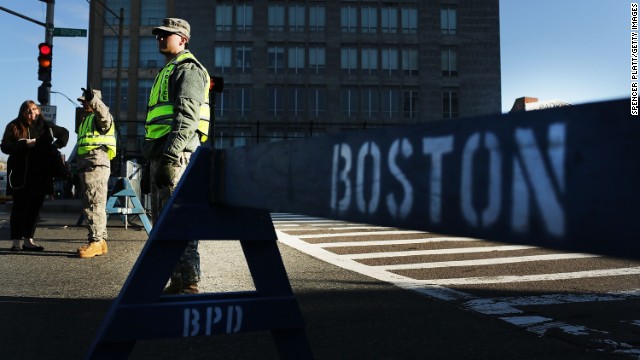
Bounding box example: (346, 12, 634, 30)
(1, 100, 69, 251)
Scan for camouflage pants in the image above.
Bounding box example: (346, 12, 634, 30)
(150, 152, 200, 285)
(80, 165, 110, 242)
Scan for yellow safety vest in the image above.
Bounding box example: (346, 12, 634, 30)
(77, 113, 117, 160)
(145, 52, 211, 142)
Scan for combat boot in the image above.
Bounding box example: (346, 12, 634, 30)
(163, 277, 183, 295)
(77, 239, 108, 255)
(78, 240, 106, 258)
(182, 284, 199, 294)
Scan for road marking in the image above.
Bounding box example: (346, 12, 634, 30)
(411, 267, 640, 285)
(318, 237, 477, 248)
(276, 230, 475, 301)
(274, 215, 640, 357)
(465, 290, 640, 315)
(376, 253, 600, 270)
(343, 245, 536, 259)
(296, 230, 428, 239)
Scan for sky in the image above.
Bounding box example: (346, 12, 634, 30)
(0, 0, 631, 160)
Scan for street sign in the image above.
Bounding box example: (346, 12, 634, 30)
(53, 27, 87, 37)
(40, 105, 57, 124)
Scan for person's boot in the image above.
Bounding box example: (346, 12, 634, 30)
(181, 284, 199, 294)
(78, 240, 106, 258)
(77, 239, 108, 254)
(163, 277, 182, 295)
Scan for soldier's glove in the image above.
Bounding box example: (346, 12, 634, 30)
(154, 159, 178, 187)
(81, 86, 94, 102)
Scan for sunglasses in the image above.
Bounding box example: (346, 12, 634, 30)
(155, 31, 178, 40)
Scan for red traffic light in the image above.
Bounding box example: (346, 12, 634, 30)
(39, 43, 52, 56)
(38, 43, 52, 70)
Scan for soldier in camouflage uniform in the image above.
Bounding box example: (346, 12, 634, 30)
(144, 18, 211, 294)
(76, 86, 117, 259)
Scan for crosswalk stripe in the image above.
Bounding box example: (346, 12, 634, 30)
(297, 230, 428, 239)
(343, 245, 536, 259)
(318, 237, 477, 248)
(412, 267, 640, 285)
(376, 253, 600, 270)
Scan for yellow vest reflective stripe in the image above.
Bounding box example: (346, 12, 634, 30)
(77, 113, 117, 160)
(145, 52, 211, 142)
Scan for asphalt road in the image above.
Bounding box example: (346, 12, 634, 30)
(0, 199, 634, 359)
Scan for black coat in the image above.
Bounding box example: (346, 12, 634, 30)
(1, 117, 69, 196)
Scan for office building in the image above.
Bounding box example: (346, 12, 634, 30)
(87, 0, 501, 160)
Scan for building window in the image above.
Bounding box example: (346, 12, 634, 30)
(140, 0, 166, 26)
(381, 7, 398, 33)
(289, 4, 305, 32)
(137, 79, 153, 110)
(233, 131, 248, 147)
(403, 90, 419, 118)
(236, 4, 253, 31)
(235, 45, 252, 73)
(215, 46, 232, 74)
(139, 37, 163, 68)
(288, 46, 305, 74)
(402, 48, 418, 76)
(341, 6, 357, 33)
(268, 5, 285, 32)
(441, 7, 457, 35)
(268, 46, 285, 74)
(441, 47, 458, 76)
(361, 7, 377, 33)
(101, 78, 128, 111)
(381, 48, 398, 75)
(401, 7, 418, 34)
(232, 87, 252, 117)
(361, 48, 378, 75)
(267, 87, 284, 116)
(309, 46, 325, 75)
(382, 89, 399, 118)
(309, 5, 326, 32)
(216, 89, 230, 117)
(105, 0, 131, 25)
(103, 36, 130, 68)
(341, 47, 358, 75)
(341, 88, 358, 117)
(309, 88, 326, 118)
(216, 5, 233, 31)
(361, 88, 379, 118)
(288, 88, 306, 117)
(443, 88, 459, 119)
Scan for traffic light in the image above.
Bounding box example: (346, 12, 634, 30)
(38, 83, 50, 105)
(38, 42, 53, 82)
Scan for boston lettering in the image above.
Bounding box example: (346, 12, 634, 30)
(330, 122, 566, 239)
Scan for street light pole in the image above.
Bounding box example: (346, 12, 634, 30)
(90, 0, 124, 174)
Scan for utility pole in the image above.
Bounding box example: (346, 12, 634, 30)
(40, 0, 55, 105)
(0, 1, 56, 105)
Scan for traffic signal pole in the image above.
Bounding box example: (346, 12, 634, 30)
(40, 0, 55, 105)
(0, 1, 55, 105)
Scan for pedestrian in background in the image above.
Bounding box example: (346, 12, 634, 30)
(76, 86, 117, 259)
(1, 100, 69, 251)
(144, 18, 211, 294)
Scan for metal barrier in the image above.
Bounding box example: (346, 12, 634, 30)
(87, 98, 636, 358)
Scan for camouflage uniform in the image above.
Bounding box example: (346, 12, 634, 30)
(79, 165, 110, 242)
(149, 152, 200, 284)
(143, 38, 209, 289)
(77, 91, 114, 246)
